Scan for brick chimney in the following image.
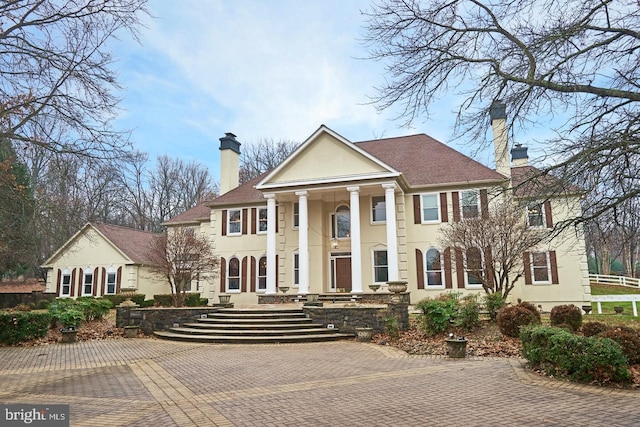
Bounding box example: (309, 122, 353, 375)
(511, 143, 528, 167)
(489, 100, 511, 178)
(219, 132, 241, 195)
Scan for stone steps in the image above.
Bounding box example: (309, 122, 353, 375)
(154, 307, 354, 344)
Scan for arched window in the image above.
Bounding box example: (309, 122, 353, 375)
(83, 267, 94, 295)
(332, 204, 351, 238)
(228, 258, 240, 291)
(257, 256, 267, 291)
(466, 248, 484, 286)
(425, 248, 444, 287)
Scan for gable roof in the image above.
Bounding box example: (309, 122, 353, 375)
(42, 222, 160, 267)
(162, 203, 211, 225)
(355, 134, 505, 187)
(510, 165, 583, 198)
(210, 173, 267, 207)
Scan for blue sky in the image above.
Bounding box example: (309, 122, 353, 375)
(112, 0, 514, 183)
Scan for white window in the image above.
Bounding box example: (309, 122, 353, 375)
(228, 258, 240, 291)
(228, 209, 241, 235)
(421, 194, 440, 222)
(465, 248, 484, 287)
(527, 202, 544, 227)
(425, 248, 444, 287)
(293, 253, 299, 287)
(461, 191, 479, 219)
(371, 196, 386, 223)
(531, 252, 551, 284)
(257, 207, 268, 233)
(293, 202, 299, 228)
(373, 250, 388, 283)
(257, 256, 267, 291)
(61, 270, 71, 296)
(106, 269, 117, 295)
(332, 205, 350, 238)
(83, 269, 93, 295)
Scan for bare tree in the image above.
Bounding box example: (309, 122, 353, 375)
(148, 227, 218, 306)
(439, 198, 549, 298)
(239, 138, 298, 184)
(0, 0, 148, 158)
(364, 0, 640, 226)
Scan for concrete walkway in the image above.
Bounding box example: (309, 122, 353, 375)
(0, 338, 638, 426)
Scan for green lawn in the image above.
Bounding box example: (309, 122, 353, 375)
(588, 282, 640, 326)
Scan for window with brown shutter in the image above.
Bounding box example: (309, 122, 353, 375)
(242, 208, 248, 234)
(544, 200, 553, 228)
(452, 191, 460, 222)
(523, 251, 532, 284)
(56, 269, 62, 295)
(116, 266, 122, 293)
(455, 248, 464, 288)
(251, 208, 257, 234)
(480, 189, 489, 219)
(241, 257, 248, 292)
(443, 248, 453, 289)
(221, 210, 228, 236)
(439, 193, 448, 222)
(220, 257, 226, 293)
(413, 195, 421, 224)
(250, 257, 257, 292)
(550, 251, 559, 284)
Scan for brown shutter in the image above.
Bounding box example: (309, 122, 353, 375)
(415, 249, 424, 289)
(56, 269, 62, 295)
(93, 267, 99, 296)
(550, 251, 559, 284)
(101, 268, 106, 295)
(77, 268, 83, 296)
(241, 257, 248, 292)
(480, 189, 489, 219)
(221, 210, 227, 236)
(439, 193, 448, 222)
(455, 248, 465, 288)
(71, 268, 77, 296)
(250, 257, 256, 292)
(251, 208, 257, 234)
(275, 206, 279, 233)
(116, 266, 122, 293)
(444, 248, 453, 289)
(452, 191, 460, 222)
(413, 195, 421, 224)
(220, 257, 227, 292)
(242, 208, 248, 235)
(544, 200, 553, 228)
(523, 252, 532, 285)
(483, 247, 493, 288)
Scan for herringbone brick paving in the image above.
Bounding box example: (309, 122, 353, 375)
(0, 339, 638, 426)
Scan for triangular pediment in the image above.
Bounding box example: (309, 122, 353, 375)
(257, 125, 399, 189)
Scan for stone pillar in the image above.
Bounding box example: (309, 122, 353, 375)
(296, 191, 309, 294)
(348, 186, 363, 293)
(383, 183, 399, 281)
(265, 193, 277, 295)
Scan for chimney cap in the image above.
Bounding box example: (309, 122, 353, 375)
(219, 132, 241, 154)
(511, 143, 528, 161)
(490, 100, 506, 120)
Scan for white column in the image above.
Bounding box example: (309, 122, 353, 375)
(383, 183, 399, 281)
(265, 193, 277, 295)
(348, 186, 363, 293)
(295, 191, 309, 294)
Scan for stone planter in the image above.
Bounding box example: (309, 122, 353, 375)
(386, 281, 408, 293)
(306, 293, 319, 303)
(368, 284, 380, 292)
(218, 294, 231, 304)
(124, 325, 139, 338)
(445, 338, 468, 358)
(355, 327, 374, 342)
(60, 329, 77, 344)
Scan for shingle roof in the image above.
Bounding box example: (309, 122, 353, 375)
(92, 223, 160, 265)
(355, 134, 505, 187)
(210, 173, 267, 206)
(510, 165, 582, 198)
(163, 203, 211, 225)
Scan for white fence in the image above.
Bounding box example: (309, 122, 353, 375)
(589, 274, 640, 288)
(591, 295, 640, 317)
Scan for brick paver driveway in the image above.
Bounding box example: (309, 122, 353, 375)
(0, 339, 638, 426)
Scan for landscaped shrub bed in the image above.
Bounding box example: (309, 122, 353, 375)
(153, 293, 208, 307)
(102, 294, 146, 307)
(550, 304, 582, 331)
(496, 303, 541, 338)
(597, 328, 640, 365)
(520, 325, 630, 384)
(0, 311, 51, 345)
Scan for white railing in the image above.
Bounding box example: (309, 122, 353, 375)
(591, 295, 640, 317)
(589, 274, 640, 288)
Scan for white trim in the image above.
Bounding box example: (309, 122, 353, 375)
(296, 190, 309, 294)
(530, 252, 552, 285)
(460, 190, 480, 220)
(105, 266, 117, 295)
(256, 125, 401, 190)
(292, 252, 300, 288)
(256, 255, 267, 293)
(227, 208, 242, 236)
(526, 201, 546, 228)
(82, 267, 94, 296)
(265, 194, 277, 295)
(371, 247, 389, 284)
(348, 186, 363, 293)
(370, 195, 386, 224)
(256, 207, 268, 234)
(60, 268, 71, 297)
(464, 248, 484, 289)
(420, 193, 441, 223)
(424, 247, 446, 289)
(383, 183, 399, 282)
(226, 256, 241, 293)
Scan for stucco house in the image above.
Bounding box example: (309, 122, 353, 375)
(43, 105, 591, 310)
(42, 222, 169, 298)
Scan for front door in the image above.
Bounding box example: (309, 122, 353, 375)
(334, 257, 352, 292)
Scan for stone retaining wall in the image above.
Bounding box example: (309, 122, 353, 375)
(0, 291, 57, 309)
(258, 292, 410, 305)
(302, 303, 409, 334)
(116, 307, 217, 335)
